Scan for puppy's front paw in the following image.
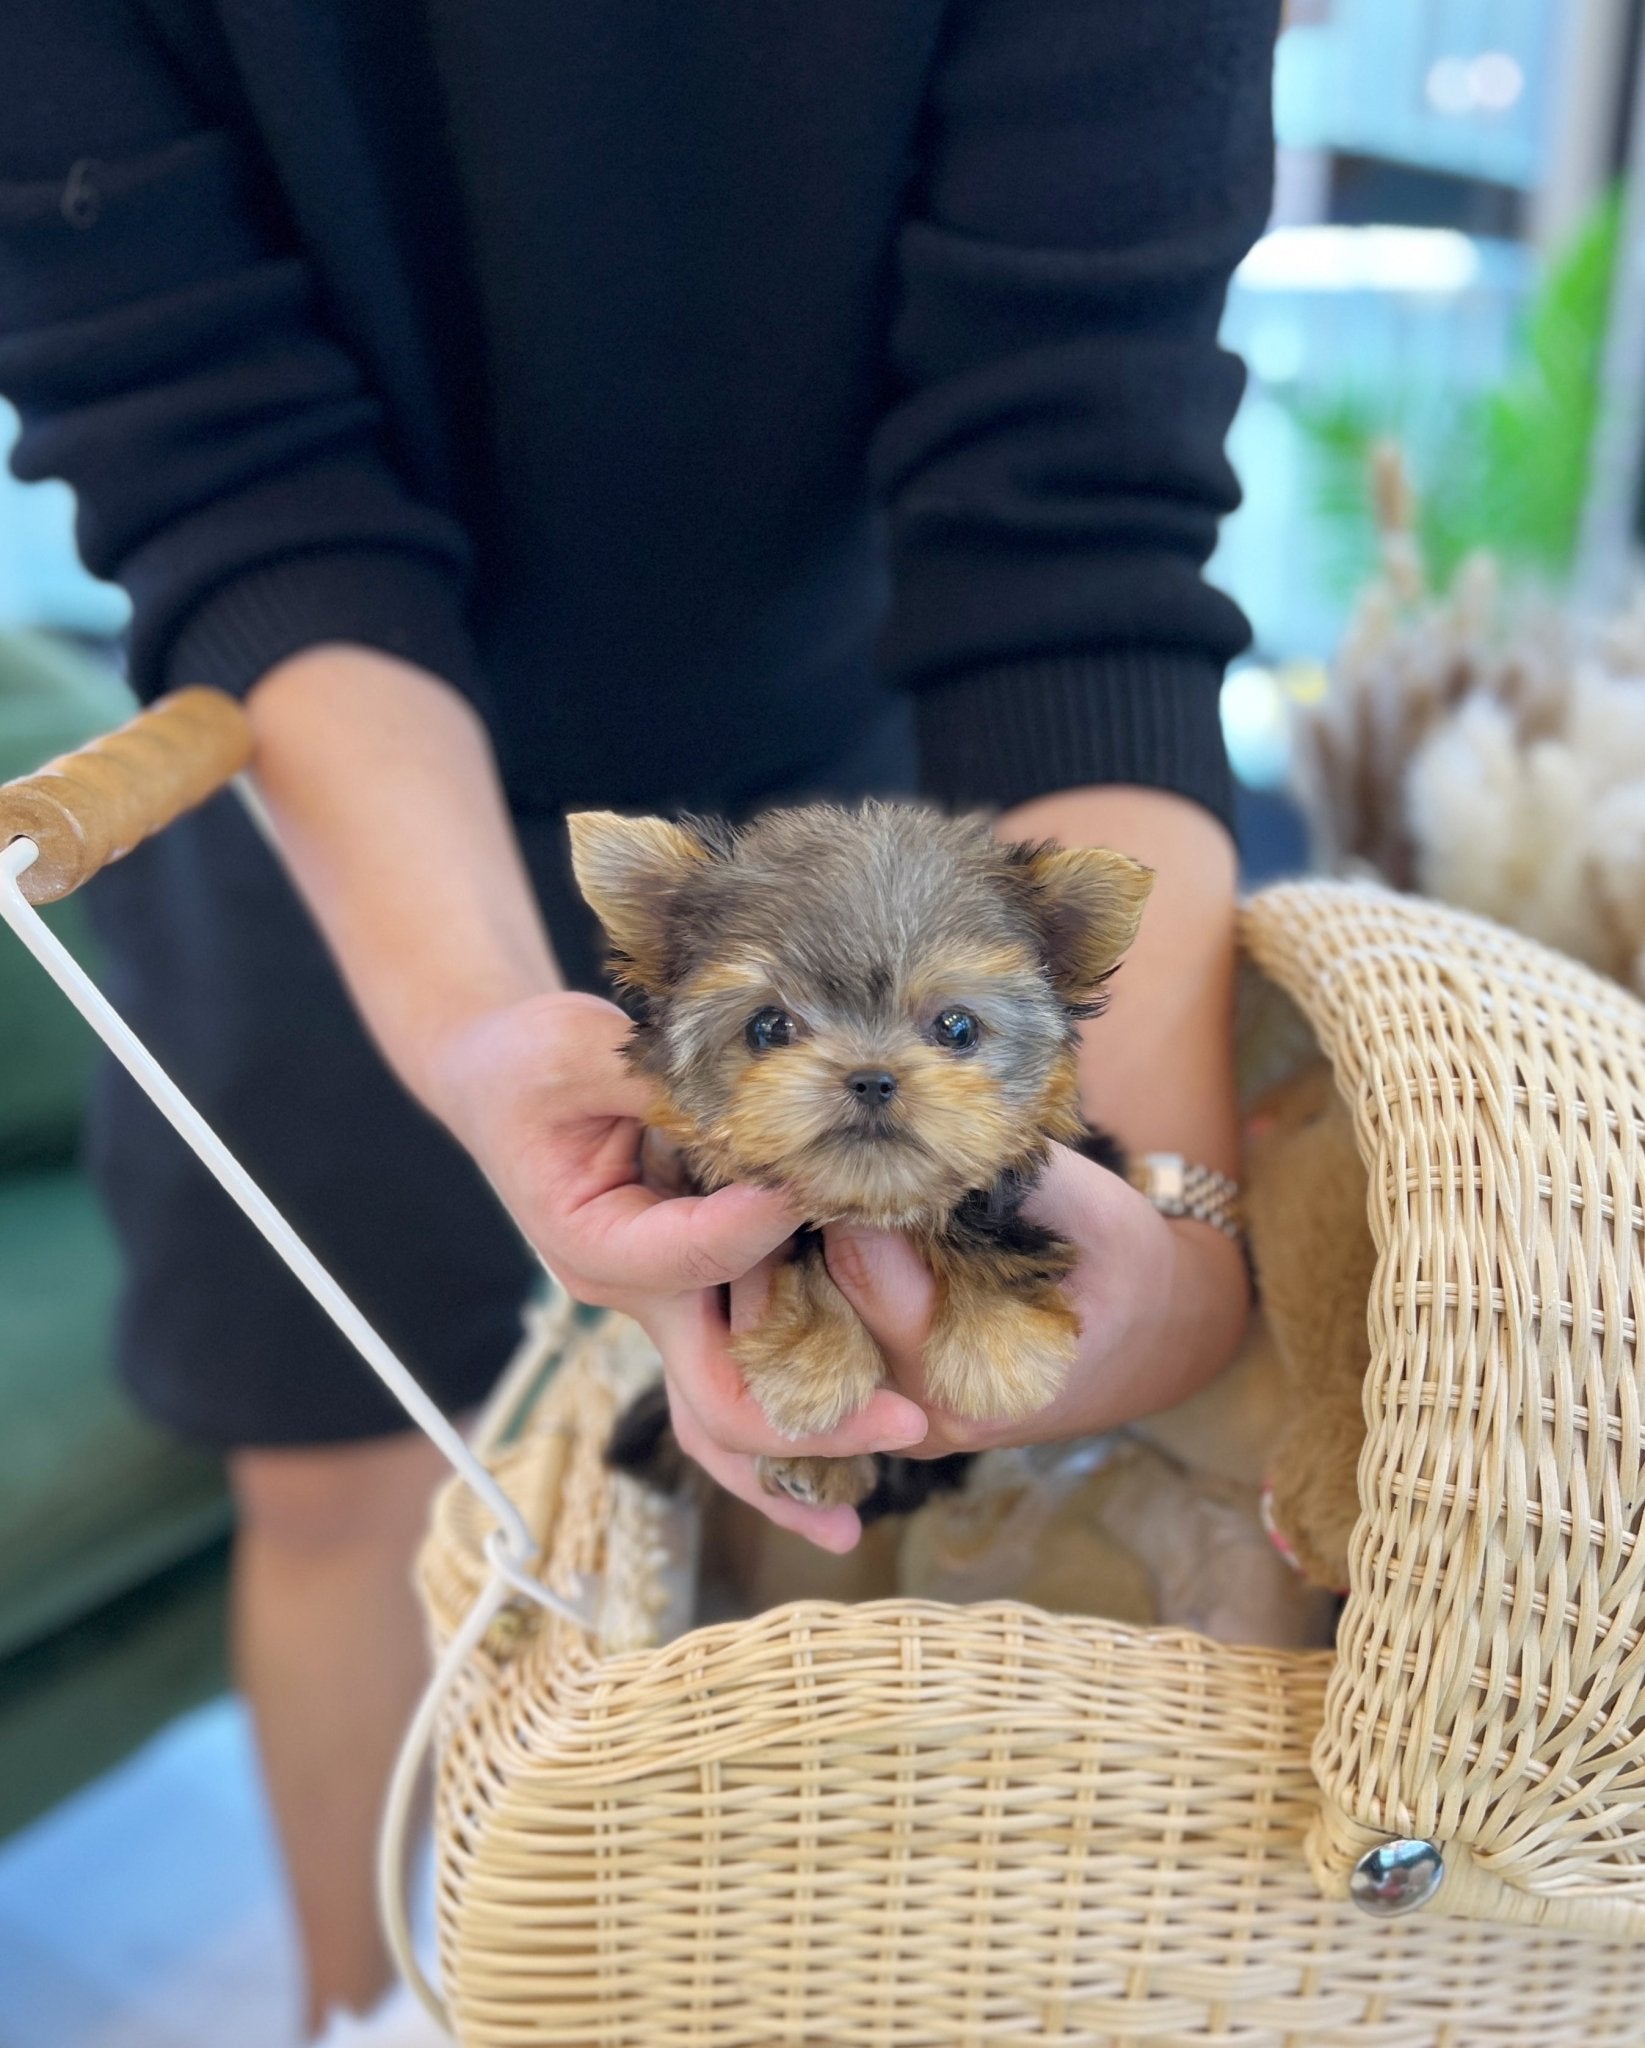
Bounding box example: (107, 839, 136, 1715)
(924, 1283, 1079, 1423)
(732, 1250, 885, 1439)
(756, 1453, 879, 1510)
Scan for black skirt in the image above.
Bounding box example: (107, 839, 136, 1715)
(81, 710, 915, 1447)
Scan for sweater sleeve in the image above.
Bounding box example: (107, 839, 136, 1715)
(875, 0, 1280, 827)
(0, 0, 482, 707)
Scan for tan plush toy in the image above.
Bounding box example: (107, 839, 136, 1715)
(1239, 1059, 1378, 1593)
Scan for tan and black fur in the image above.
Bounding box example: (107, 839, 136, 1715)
(569, 801, 1152, 1509)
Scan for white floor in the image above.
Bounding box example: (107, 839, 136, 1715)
(0, 1698, 445, 2048)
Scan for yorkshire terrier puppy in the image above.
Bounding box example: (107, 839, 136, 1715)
(568, 801, 1152, 1511)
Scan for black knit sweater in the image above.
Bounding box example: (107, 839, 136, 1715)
(0, 0, 1277, 823)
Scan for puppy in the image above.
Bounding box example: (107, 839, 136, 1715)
(569, 801, 1151, 1510)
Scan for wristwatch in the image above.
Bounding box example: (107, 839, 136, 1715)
(1126, 1151, 1246, 1252)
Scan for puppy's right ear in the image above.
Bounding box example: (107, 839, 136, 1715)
(567, 812, 712, 991)
(1004, 841, 1154, 1007)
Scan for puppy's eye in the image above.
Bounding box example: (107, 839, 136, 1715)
(745, 1006, 796, 1052)
(931, 1007, 979, 1052)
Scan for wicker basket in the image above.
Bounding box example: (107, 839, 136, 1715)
(416, 880, 1645, 2047)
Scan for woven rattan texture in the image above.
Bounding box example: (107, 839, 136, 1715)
(417, 882, 1645, 2045)
(1242, 884, 1645, 1932)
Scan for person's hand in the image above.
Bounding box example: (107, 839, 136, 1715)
(793, 1142, 1251, 1457)
(426, 990, 929, 1547)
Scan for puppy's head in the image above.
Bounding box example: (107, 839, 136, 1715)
(569, 802, 1151, 1225)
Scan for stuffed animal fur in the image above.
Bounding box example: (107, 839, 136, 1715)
(1240, 1060, 1377, 1592)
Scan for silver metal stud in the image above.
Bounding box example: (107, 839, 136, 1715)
(1349, 1837, 1445, 1917)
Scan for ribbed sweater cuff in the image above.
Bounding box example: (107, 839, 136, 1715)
(161, 547, 485, 708)
(913, 650, 1234, 829)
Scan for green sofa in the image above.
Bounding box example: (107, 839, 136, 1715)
(0, 634, 232, 1837)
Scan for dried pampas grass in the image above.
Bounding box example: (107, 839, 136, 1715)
(1293, 443, 1645, 996)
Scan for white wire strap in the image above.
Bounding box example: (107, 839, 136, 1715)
(376, 1293, 594, 2033)
(376, 1550, 598, 2032)
(0, 833, 550, 1564)
(378, 1574, 512, 2031)
(2, 829, 610, 2031)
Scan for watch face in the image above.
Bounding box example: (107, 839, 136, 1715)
(1131, 1153, 1187, 1206)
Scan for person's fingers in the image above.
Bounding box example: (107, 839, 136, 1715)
(646, 1291, 927, 1460)
(498, 993, 656, 1124)
(822, 1210, 1087, 1459)
(1018, 1144, 1145, 1336)
(1019, 1140, 1129, 1247)
(823, 1225, 937, 1387)
(727, 1250, 778, 1335)
(637, 1125, 694, 1197)
(568, 1177, 801, 1295)
(666, 1396, 862, 1552)
(562, 1059, 656, 1126)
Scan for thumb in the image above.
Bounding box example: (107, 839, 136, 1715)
(585, 1178, 799, 1294)
(823, 1225, 936, 1391)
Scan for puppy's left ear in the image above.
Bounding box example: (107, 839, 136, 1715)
(1008, 843, 1154, 1003)
(567, 811, 713, 990)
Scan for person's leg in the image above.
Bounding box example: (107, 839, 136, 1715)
(229, 1429, 452, 2035)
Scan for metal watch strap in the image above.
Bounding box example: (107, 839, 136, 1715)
(1126, 1152, 1246, 1247)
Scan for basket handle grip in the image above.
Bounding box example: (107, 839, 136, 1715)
(0, 686, 253, 905)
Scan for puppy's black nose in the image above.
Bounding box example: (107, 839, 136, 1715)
(846, 1068, 898, 1104)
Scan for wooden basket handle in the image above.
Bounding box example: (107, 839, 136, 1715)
(0, 687, 253, 906)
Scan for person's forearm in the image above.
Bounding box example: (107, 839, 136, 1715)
(996, 785, 1240, 1173)
(244, 646, 562, 1114)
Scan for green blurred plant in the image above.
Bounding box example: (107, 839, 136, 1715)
(1290, 186, 1621, 595)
